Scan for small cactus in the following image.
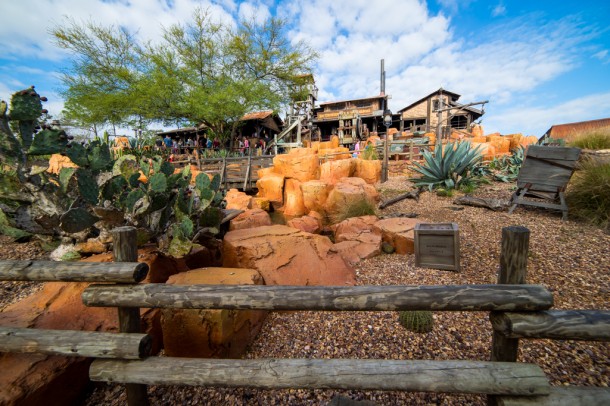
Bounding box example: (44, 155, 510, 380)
(398, 310, 434, 333)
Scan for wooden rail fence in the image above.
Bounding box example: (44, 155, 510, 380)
(0, 226, 608, 406)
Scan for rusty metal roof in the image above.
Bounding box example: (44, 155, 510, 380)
(544, 118, 610, 141)
(241, 110, 275, 121)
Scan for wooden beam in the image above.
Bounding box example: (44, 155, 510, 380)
(496, 387, 610, 406)
(90, 358, 549, 396)
(490, 310, 610, 342)
(0, 260, 148, 283)
(82, 284, 554, 311)
(0, 327, 151, 359)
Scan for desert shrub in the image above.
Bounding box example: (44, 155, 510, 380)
(409, 141, 483, 191)
(568, 131, 610, 150)
(330, 196, 376, 224)
(566, 160, 610, 229)
(361, 144, 379, 160)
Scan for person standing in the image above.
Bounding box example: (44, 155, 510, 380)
(163, 134, 172, 149)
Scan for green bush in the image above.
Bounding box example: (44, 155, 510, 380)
(330, 196, 376, 224)
(409, 141, 483, 191)
(568, 131, 610, 150)
(566, 160, 610, 229)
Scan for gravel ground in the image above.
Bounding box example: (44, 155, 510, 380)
(2, 177, 609, 405)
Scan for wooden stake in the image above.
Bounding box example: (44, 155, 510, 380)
(112, 226, 149, 406)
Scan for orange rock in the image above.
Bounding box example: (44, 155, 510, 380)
(225, 188, 252, 210)
(318, 147, 351, 161)
(287, 212, 323, 234)
(472, 142, 497, 161)
(161, 268, 267, 358)
(471, 136, 487, 143)
(373, 217, 420, 254)
(353, 158, 381, 184)
(283, 179, 307, 217)
(273, 151, 319, 182)
(257, 166, 276, 178)
(520, 135, 539, 147)
(488, 135, 511, 154)
(324, 177, 379, 223)
(471, 124, 484, 138)
(485, 132, 501, 141)
(331, 215, 379, 242)
(310, 141, 321, 153)
(256, 173, 285, 206)
(318, 141, 333, 150)
(507, 133, 523, 150)
(249, 197, 270, 211)
(301, 180, 331, 213)
(365, 136, 382, 147)
(223, 225, 356, 286)
(46, 154, 78, 175)
(319, 158, 354, 185)
(229, 208, 272, 231)
(332, 235, 381, 266)
(330, 135, 340, 148)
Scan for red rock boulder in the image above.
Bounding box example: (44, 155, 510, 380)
(161, 268, 267, 358)
(324, 177, 379, 223)
(229, 208, 273, 231)
(319, 158, 354, 185)
(272, 150, 319, 182)
(223, 225, 356, 286)
(256, 173, 285, 206)
(301, 180, 331, 214)
(225, 188, 252, 210)
(287, 211, 323, 234)
(283, 179, 307, 217)
(373, 217, 420, 254)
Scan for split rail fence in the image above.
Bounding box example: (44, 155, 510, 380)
(0, 226, 609, 406)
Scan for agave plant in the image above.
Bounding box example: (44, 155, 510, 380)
(492, 146, 525, 182)
(409, 141, 483, 191)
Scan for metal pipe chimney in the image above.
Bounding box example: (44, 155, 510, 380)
(380, 59, 385, 96)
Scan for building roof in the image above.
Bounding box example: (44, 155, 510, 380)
(240, 110, 283, 133)
(318, 94, 386, 107)
(397, 88, 462, 113)
(157, 125, 207, 138)
(543, 117, 610, 141)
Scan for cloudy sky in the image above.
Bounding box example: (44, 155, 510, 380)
(1, 0, 609, 136)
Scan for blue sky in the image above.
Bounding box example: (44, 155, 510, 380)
(1, 0, 609, 136)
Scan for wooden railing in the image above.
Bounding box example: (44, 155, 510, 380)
(0, 226, 609, 406)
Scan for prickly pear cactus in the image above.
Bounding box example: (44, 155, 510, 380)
(398, 310, 434, 333)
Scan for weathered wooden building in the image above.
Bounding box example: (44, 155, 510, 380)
(397, 88, 484, 135)
(312, 95, 389, 144)
(239, 110, 283, 140)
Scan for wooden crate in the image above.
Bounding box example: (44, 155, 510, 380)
(414, 223, 460, 272)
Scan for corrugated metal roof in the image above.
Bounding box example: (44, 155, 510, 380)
(545, 118, 610, 141)
(318, 95, 386, 106)
(241, 110, 274, 121)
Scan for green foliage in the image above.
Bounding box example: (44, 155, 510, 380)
(398, 310, 434, 333)
(59, 207, 100, 233)
(0, 209, 31, 241)
(330, 196, 376, 224)
(490, 146, 525, 183)
(52, 8, 318, 140)
(566, 160, 610, 230)
(568, 131, 610, 150)
(361, 144, 379, 160)
(409, 141, 483, 191)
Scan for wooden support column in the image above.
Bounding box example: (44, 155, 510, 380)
(489, 226, 533, 406)
(112, 226, 149, 406)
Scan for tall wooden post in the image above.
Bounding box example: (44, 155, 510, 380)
(489, 226, 530, 406)
(113, 227, 149, 406)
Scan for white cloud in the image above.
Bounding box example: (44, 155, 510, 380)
(593, 49, 609, 64)
(492, 3, 507, 17)
(484, 92, 610, 136)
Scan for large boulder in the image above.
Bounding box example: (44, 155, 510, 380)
(373, 217, 419, 255)
(353, 159, 382, 184)
(287, 211, 323, 234)
(229, 208, 272, 231)
(223, 225, 356, 286)
(161, 268, 267, 358)
(283, 179, 307, 217)
(301, 180, 331, 214)
(318, 147, 351, 161)
(324, 177, 379, 222)
(272, 150, 319, 182)
(319, 159, 354, 185)
(331, 215, 379, 241)
(249, 197, 270, 211)
(225, 188, 251, 210)
(256, 173, 285, 206)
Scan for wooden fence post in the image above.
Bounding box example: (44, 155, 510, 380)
(489, 226, 530, 406)
(113, 226, 149, 406)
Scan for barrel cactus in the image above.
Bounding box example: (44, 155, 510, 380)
(398, 310, 434, 333)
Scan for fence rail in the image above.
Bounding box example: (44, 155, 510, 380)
(0, 226, 609, 406)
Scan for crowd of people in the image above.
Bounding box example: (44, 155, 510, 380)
(155, 133, 268, 156)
